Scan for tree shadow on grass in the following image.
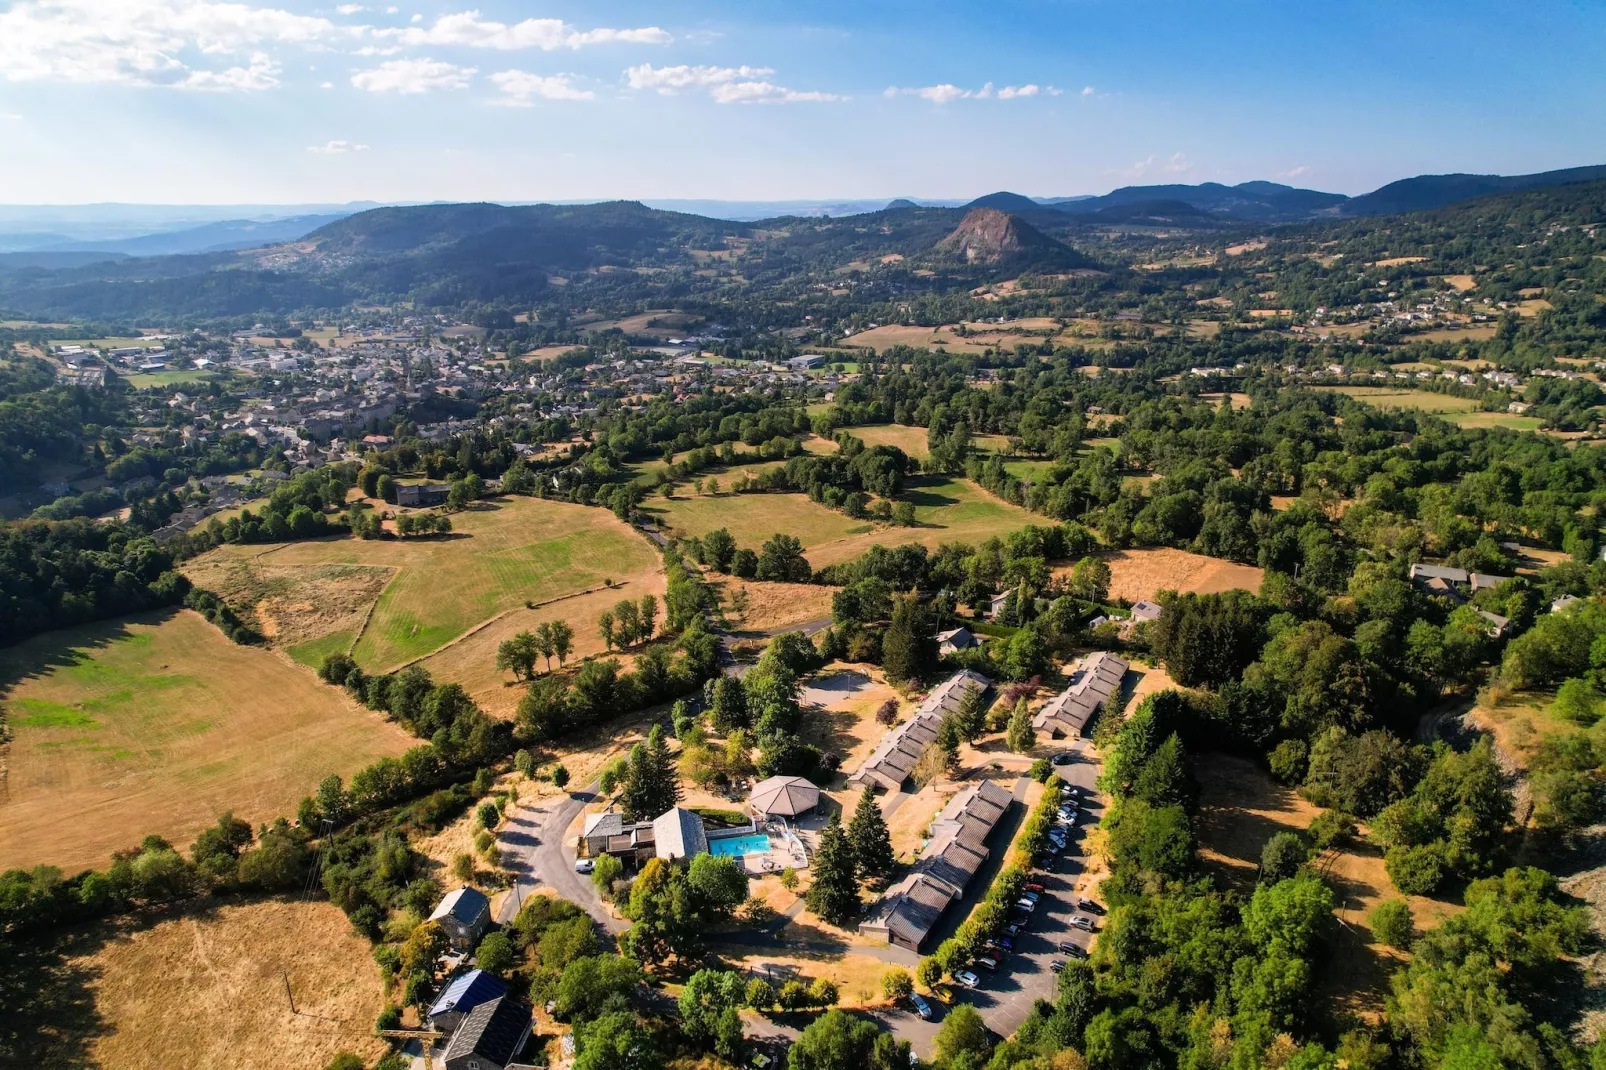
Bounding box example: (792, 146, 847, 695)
(0, 606, 183, 696)
(0, 899, 225, 1068)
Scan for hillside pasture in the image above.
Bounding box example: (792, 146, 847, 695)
(189, 497, 659, 671)
(640, 491, 866, 555)
(178, 557, 394, 667)
(1312, 386, 1482, 413)
(806, 476, 1041, 567)
(1072, 547, 1265, 603)
(415, 570, 667, 719)
(7, 899, 388, 1070)
(1444, 410, 1545, 432)
(0, 610, 414, 872)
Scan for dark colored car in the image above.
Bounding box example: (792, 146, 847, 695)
(1078, 898, 1105, 915)
(1051, 752, 1074, 765)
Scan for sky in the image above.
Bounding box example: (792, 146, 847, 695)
(0, 0, 1602, 206)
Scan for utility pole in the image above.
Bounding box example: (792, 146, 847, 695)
(283, 971, 297, 1016)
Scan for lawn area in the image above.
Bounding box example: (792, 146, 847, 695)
(120, 369, 219, 389)
(843, 423, 933, 457)
(1445, 410, 1545, 432)
(1312, 386, 1481, 413)
(6, 899, 388, 1070)
(189, 497, 659, 671)
(0, 610, 415, 872)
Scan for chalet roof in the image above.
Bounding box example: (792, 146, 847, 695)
(441, 995, 531, 1067)
(850, 670, 991, 789)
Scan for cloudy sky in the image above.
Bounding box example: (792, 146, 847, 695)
(0, 0, 1600, 204)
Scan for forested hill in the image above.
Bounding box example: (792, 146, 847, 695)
(1339, 164, 1606, 217)
(1, 175, 1602, 323)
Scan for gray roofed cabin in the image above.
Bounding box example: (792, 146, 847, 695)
(1035, 651, 1128, 739)
(429, 886, 491, 951)
(441, 994, 537, 1070)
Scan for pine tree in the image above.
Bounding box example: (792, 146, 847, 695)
(645, 723, 682, 815)
(847, 789, 896, 887)
(1006, 698, 1036, 753)
(955, 683, 990, 742)
(619, 741, 653, 822)
(881, 594, 937, 683)
(805, 816, 863, 926)
(707, 675, 749, 734)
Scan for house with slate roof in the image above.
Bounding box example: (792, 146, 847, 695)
(441, 994, 536, 1070)
(429, 886, 492, 951)
(850, 670, 991, 793)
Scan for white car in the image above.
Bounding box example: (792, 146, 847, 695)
(1071, 915, 1095, 932)
(952, 969, 980, 989)
(1016, 897, 1037, 913)
(574, 858, 596, 874)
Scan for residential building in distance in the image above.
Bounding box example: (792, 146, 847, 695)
(428, 886, 492, 951)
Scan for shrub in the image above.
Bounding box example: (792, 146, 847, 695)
(476, 801, 500, 829)
(745, 978, 777, 1010)
(1307, 810, 1357, 852)
(375, 1005, 402, 1032)
(474, 830, 494, 855)
(1259, 831, 1308, 884)
(808, 977, 839, 1007)
(514, 749, 536, 777)
(916, 957, 943, 990)
(1030, 758, 1053, 783)
(475, 930, 516, 975)
(778, 980, 810, 1010)
(1370, 898, 1414, 949)
(551, 763, 570, 789)
(1268, 738, 1309, 785)
(881, 967, 914, 1001)
(1386, 843, 1448, 896)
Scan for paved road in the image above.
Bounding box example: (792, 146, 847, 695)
(720, 616, 833, 677)
(496, 781, 626, 934)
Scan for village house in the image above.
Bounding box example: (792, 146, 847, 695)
(1035, 651, 1130, 739)
(938, 626, 982, 655)
(440, 994, 538, 1070)
(428, 969, 508, 1034)
(429, 886, 492, 951)
(850, 670, 992, 793)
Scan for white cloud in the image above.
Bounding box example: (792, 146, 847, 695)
(351, 57, 475, 93)
(0, 0, 348, 89)
(320, 80, 333, 87)
(627, 63, 841, 103)
(1120, 152, 1196, 179)
(1277, 164, 1312, 180)
(489, 69, 593, 104)
(179, 51, 281, 91)
(626, 63, 772, 93)
(381, 12, 671, 51)
(888, 82, 1058, 103)
(308, 139, 368, 153)
(335, 3, 364, 13)
(0, 110, 22, 119)
(1081, 85, 1095, 96)
(711, 81, 842, 104)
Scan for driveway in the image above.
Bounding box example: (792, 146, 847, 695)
(495, 782, 626, 934)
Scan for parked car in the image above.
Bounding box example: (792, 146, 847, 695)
(1015, 897, 1037, 913)
(1078, 898, 1105, 915)
(1057, 941, 1080, 955)
(977, 953, 1001, 971)
(1025, 882, 1046, 894)
(1051, 752, 1074, 765)
(1064, 786, 1082, 798)
(1065, 944, 1088, 959)
(1044, 841, 1062, 856)
(1050, 959, 1067, 973)
(1071, 915, 1095, 932)
(1021, 890, 1041, 903)
(574, 858, 596, 874)
(909, 993, 933, 1020)
(1005, 923, 1025, 937)
(987, 936, 1014, 952)
(953, 970, 980, 989)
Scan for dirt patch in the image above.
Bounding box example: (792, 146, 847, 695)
(1066, 548, 1265, 603)
(801, 664, 904, 780)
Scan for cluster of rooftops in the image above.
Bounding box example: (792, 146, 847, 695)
(849, 670, 993, 792)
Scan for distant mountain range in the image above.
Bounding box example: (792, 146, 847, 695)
(955, 164, 1606, 225)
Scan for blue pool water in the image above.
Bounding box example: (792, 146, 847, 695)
(708, 833, 772, 858)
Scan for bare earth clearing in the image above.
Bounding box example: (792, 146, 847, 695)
(0, 610, 415, 872)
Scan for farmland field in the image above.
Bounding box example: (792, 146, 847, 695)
(641, 476, 1038, 569)
(7, 899, 388, 1070)
(187, 497, 659, 671)
(1312, 386, 1481, 413)
(0, 610, 415, 872)
(1444, 410, 1545, 432)
(416, 570, 666, 719)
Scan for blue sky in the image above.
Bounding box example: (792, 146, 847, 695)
(0, 0, 1601, 205)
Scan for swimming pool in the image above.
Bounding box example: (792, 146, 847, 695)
(708, 833, 772, 858)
